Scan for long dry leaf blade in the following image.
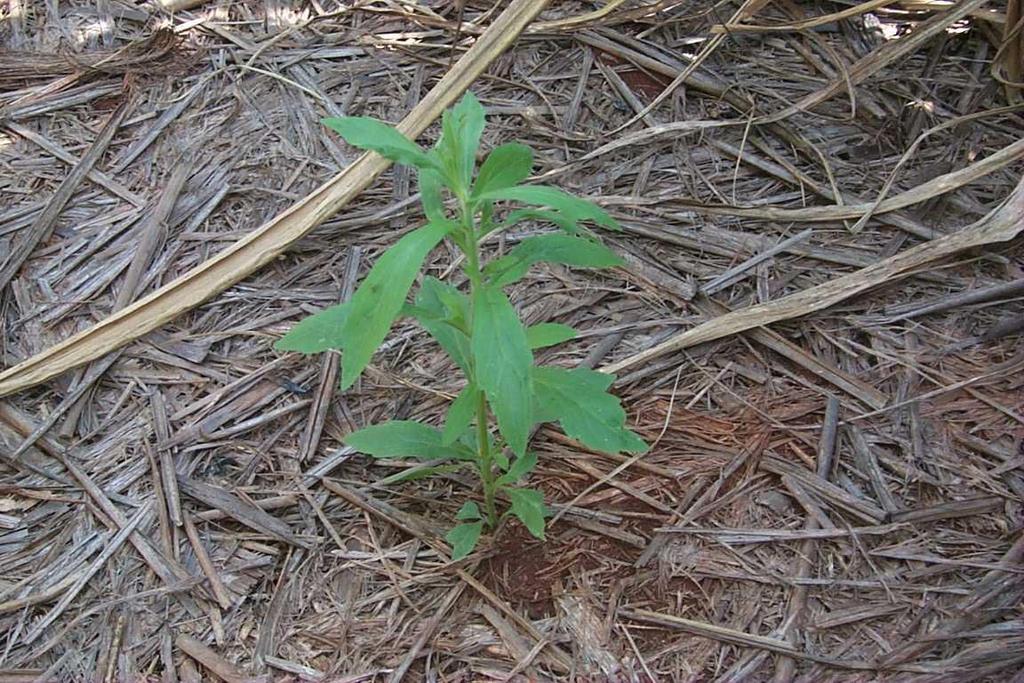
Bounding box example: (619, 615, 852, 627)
(0, 0, 552, 398)
(676, 137, 1024, 222)
(603, 177, 1024, 375)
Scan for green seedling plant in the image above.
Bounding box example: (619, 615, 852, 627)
(277, 92, 647, 559)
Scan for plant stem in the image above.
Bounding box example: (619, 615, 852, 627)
(471, 359, 499, 529)
(461, 201, 481, 289)
(460, 197, 499, 527)
(476, 390, 498, 527)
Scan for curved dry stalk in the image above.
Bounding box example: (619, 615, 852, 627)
(0, 0, 552, 398)
(603, 176, 1024, 375)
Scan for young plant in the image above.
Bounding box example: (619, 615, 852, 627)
(277, 92, 647, 559)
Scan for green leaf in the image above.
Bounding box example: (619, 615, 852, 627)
(492, 447, 509, 471)
(473, 143, 533, 199)
(484, 234, 623, 287)
(322, 117, 435, 170)
(443, 385, 477, 445)
(419, 168, 447, 224)
(432, 277, 472, 324)
(275, 302, 350, 353)
(456, 501, 482, 521)
(379, 463, 463, 485)
(435, 91, 486, 192)
(506, 488, 546, 540)
(533, 367, 648, 454)
(479, 185, 618, 231)
(411, 277, 472, 374)
(452, 92, 485, 186)
(497, 452, 538, 486)
(339, 221, 452, 388)
(471, 285, 533, 457)
(479, 202, 496, 237)
(492, 208, 579, 236)
(345, 421, 475, 461)
(526, 323, 577, 349)
(447, 522, 483, 560)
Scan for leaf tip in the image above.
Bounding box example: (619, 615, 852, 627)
(338, 365, 358, 391)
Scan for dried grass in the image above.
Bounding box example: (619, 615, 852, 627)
(1, 1, 1022, 681)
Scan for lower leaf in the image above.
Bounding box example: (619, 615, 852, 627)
(456, 501, 482, 521)
(497, 451, 538, 486)
(447, 521, 484, 560)
(379, 463, 463, 485)
(345, 421, 476, 461)
(506, 487, 546, 540)
(526, 323, 577, 349)
(532, 366, 648, 454)
(275, 302, 351, 353)
(443, 385, 477, 445)
(471, 285, 533, 457)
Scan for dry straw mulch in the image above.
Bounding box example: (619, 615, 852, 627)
(1, 1, 1022, 681)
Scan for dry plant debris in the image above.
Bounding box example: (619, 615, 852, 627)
(1, 1, 1022, 681)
